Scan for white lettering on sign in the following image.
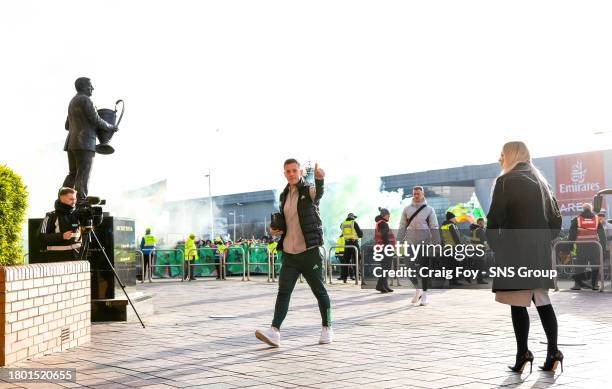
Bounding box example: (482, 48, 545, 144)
(558, 182, 601, 194)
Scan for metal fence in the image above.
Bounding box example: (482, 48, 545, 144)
(552, 240, 607, 292)
(150, 249, 185, 282)
(326, 245, 359, 285)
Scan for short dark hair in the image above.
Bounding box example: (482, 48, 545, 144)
(283, 158, 300, 167)
(412, 186, 424, 192)
(74, 77, 91, 91)
(58, 187, 77, 198)
(477, 217, 485, 223)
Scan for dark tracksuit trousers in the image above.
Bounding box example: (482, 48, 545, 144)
(272, 248, 332, 329)
(376, 256, 392, 290)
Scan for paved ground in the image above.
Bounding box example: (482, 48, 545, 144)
(2, 277, 612, 388)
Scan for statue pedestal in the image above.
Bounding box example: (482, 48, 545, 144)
(28, 215, 154, 322)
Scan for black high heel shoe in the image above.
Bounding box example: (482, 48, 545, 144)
(539, 350, 564, 372)
(508, 350, 534, 373)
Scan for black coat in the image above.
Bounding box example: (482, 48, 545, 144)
(64, 93, 115, 152)
(486, 162, 562, 291)
(39, 201, 81, 247)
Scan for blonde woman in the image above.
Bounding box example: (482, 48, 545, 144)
(486, 141, 563, 373)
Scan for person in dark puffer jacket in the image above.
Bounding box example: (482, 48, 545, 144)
(255, 159, 333, 348)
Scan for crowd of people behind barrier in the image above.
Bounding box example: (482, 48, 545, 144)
(138, 233, 280, 281)
(137, 204, 611, 288)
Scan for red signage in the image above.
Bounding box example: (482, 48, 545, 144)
(555, 151, 605, 216)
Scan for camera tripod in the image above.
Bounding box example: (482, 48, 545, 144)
(79, 227, 145, 328)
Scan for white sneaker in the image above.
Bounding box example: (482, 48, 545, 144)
(255, 327, 280, 347)
(411, 288, 423, 304)
(419, 291, 428, 306)
(319, 326, 334, 344)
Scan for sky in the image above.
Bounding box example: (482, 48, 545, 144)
(1, 0, 611, 219)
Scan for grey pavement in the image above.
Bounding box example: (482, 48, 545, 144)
(2, 277, 612, 388)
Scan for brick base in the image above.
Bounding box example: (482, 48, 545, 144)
(0, 261, 91, 366)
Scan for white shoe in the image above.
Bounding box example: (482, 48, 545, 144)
(319, 326, 334, 344)
(411, 288, 423, 304)
(255, 327, 280, 347)
(419, 292, 428, 306)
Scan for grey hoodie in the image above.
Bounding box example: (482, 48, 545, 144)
(396, 199, 440, 244)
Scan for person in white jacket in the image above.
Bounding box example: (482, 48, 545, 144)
(396, 186, 440, 306)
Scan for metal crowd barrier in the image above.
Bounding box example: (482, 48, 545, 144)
(187, 247, 223, 280)
(552, 240, 606, 292)
(151, 248, 185, 282)
(327, 245, 359, 285)
(246, 245, 272, 282)
(134, 249, 146, 283)
(390, 256, 402, 287)
(223, 244, 246, 281)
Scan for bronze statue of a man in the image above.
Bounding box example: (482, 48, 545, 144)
(63, 77, 116, 203)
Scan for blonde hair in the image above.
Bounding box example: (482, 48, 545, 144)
(497, 141, 560, 220)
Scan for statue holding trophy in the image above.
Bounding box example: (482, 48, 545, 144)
(63, 77, 124, 203)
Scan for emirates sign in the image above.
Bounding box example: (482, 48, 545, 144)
(555, 151, 604, 216)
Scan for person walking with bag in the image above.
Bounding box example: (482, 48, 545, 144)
(397, 186, 439, 306)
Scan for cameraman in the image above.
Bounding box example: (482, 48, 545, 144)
(39, 187, 82, 261)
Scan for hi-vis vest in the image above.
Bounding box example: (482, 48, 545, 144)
(576, 215, 599, 241)
(440, 223, 457, 246)
(470, 229, 482, 244)
(268, 241, 277, 254)
(184, 237, 199, 260)
(143, 234, 156, 246)
(336, 236, 345, 254)
(342, 220, 358, 240)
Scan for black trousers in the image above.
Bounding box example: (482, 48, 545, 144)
(63, 150, 95, 202)
(376, 256, 392, 290)
(183, 260, 196, 280)
(341, 239, 358, 280)
(143, 253, 153, 279)
(467, 254, 487, 282)
(573, 246, 601, 285)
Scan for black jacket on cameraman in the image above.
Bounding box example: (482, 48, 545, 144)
(277, 178, 324, 251)
(39, 200, 82, 261)
(64, 93, 115, 152)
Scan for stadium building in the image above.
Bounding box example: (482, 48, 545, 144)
(155, 149, 612, 239)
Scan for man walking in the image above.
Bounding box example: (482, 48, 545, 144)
(255, 159, 332, 347)
(397, 186, 439, 306)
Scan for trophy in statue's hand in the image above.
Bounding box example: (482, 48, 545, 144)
(96, 99, 124, 155)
